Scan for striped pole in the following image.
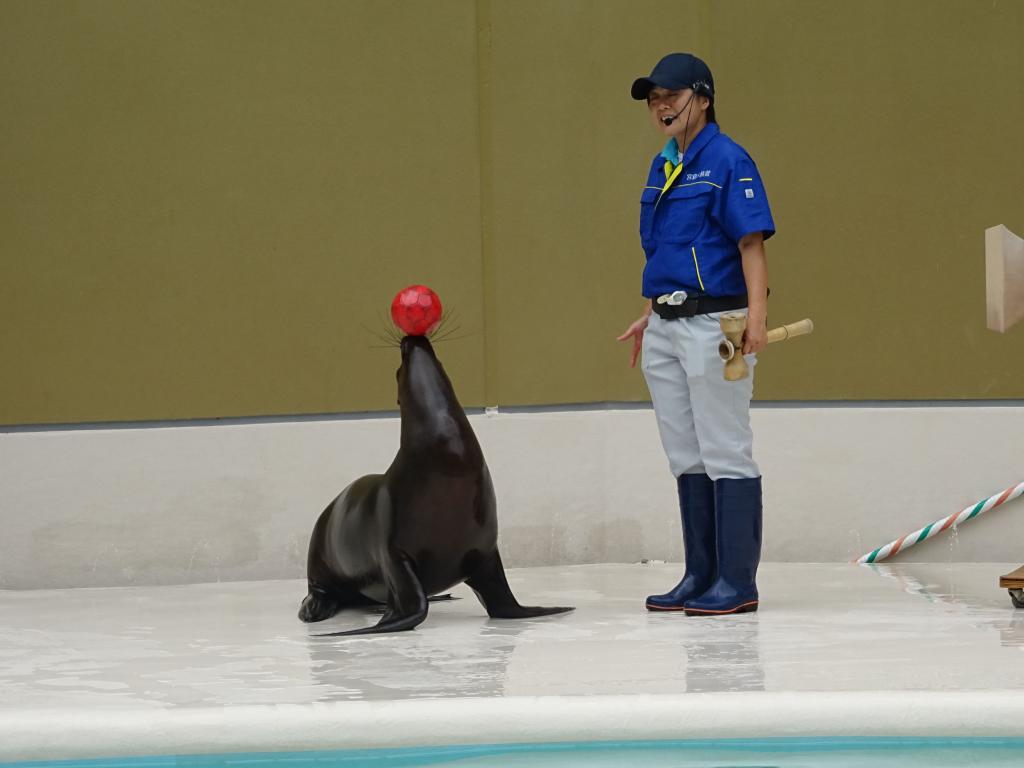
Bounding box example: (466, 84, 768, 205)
(855, 482, 1024, 564)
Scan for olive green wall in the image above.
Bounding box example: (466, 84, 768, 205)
(2, 0, 1022, 425)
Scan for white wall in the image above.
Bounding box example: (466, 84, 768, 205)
(2, 405, 1023, 589)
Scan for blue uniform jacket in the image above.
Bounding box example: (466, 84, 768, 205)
(639, 123, 775, 298)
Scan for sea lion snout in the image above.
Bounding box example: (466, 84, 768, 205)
(400, 334, 436, 358)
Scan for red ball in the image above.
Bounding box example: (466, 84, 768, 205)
(390, 285, 443, 336)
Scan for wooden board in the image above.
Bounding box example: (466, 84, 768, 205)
(986, 225, 1024, 333)
(999, 564, 1024, 589)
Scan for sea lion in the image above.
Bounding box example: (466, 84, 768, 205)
(299, 334, 573, 635)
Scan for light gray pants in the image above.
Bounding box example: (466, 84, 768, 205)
(641, 310, 759, 480)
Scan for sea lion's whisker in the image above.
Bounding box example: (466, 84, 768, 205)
(431, 331, 474, 344)
(361, 324, 401, 348)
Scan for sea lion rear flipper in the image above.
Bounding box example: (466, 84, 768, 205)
(316, 552, 428, 636)
(465, 549, 574, 619)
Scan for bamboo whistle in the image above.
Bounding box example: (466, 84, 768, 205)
(718, 314, 814, 381)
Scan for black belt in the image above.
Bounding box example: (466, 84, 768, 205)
(651, 293, 748, 320)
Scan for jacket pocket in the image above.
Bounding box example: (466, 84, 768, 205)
(639, 187, 660, 245)
(658, 183, 714, 244)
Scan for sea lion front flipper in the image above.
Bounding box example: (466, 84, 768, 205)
(316, 552, 428, 636)
(465, 549, 574, 619)
(298, 582, 381, 623)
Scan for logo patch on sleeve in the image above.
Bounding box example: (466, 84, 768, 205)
(744, 188, 755, 199)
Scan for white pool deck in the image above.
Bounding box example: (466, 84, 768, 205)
(2, 562, 1024, 762)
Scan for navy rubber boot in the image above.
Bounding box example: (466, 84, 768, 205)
(645, 473, 716, 611)
(684, 477, 762, 616)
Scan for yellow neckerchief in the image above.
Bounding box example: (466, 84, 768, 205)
(658, 159, 684, 204)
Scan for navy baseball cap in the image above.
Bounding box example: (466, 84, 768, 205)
(631, 53, 715, 101)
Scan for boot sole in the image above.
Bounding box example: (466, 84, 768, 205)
(683, 600, 759, 616)
(645, 603, 688, 612)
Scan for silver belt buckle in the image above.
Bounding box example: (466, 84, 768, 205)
(656, 290, 688, 306)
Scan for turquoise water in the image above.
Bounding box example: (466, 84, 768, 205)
(7, 739, 1024, 768)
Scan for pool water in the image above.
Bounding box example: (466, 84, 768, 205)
(6, 739, 1024, 768)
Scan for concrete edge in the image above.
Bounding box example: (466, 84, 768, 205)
(4, 691, 1024, 761)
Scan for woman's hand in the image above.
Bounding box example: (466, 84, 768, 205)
(617, 315, 650, 368)
(742, 314, 767, 355)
